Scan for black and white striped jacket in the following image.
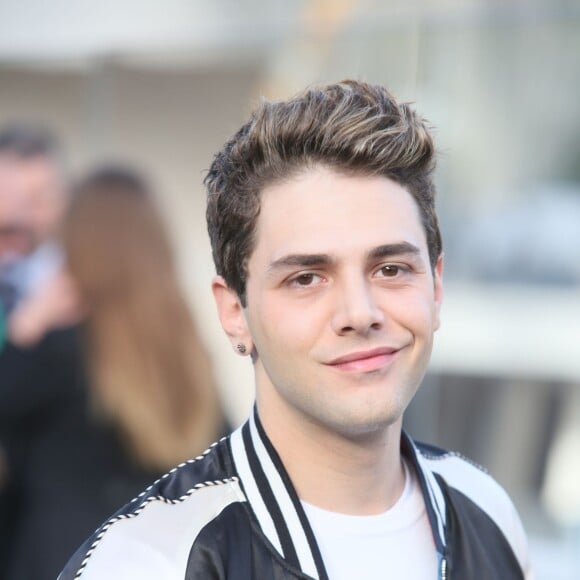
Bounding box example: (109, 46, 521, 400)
(60, 410, 531, 579)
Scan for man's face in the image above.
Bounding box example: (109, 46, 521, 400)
(217, 166, 443, 439)
(0, 155, 64, 261)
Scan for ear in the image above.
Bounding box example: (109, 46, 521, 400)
(211, 276, 253, 355)
(433, 254, 444, 331)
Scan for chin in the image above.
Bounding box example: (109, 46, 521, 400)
(318, 406, 403, 440)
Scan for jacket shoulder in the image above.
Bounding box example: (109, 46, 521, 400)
(415, 441, 532, 579)
(59, 437, 246, 580)
(415, 441, 509, 522)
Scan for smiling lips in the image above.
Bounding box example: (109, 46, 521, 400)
(327, 347, 401, 373)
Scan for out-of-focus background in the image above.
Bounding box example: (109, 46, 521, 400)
(0, 0, 579, 578)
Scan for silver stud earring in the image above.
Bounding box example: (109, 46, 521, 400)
(236, 343, 247, 355)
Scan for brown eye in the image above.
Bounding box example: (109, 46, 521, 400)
(295, 273, 315, 285)
(289, 272, 324, 288)
(379, 265, 400, 277)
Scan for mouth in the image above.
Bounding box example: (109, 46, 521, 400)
(326, 346, 401, 373)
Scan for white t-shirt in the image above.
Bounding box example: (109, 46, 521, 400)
(302, 461, 438, 580)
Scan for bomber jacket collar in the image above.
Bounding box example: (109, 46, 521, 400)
(230, 408, 448, 580)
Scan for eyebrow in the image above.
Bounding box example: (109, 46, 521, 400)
(368, 242, 421, 260)
(268, 254, 334, 273)
(267, 242, 422, 274)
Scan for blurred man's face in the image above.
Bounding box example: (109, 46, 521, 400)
(0, 155, 64, 261)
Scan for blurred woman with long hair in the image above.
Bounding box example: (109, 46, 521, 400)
(64, 167, 223, 471)
(0, 166, 227, 580)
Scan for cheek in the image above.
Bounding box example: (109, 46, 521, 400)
(264, 299, 330, 364)
(388, 290, 438, 335)
(250, 295, 316, 348)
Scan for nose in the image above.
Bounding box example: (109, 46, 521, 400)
(331, 276, 384, 336)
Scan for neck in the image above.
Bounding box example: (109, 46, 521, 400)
(257, 398, 405, 516)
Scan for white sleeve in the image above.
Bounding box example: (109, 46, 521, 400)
(72, 480, 245, 579)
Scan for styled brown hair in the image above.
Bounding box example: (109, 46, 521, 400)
(63, 167, 222, 471)
(205, 80, 441, 305)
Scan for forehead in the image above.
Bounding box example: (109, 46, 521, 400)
(0, 155, 60, 191)
(252, 167, 427, 262)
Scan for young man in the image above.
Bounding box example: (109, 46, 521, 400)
(60, 81, 532, 579)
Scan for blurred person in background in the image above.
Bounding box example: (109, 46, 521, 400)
(0, 166, 227, 580)
(0, 123, 66, 330)
(0, 122, 68, 579)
